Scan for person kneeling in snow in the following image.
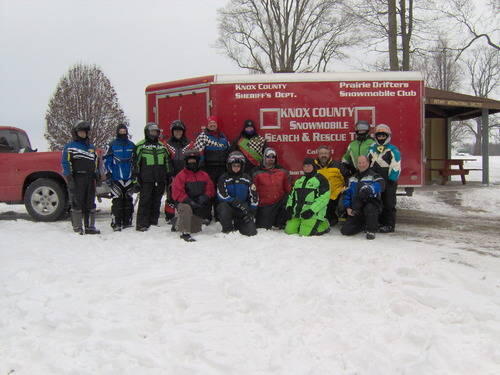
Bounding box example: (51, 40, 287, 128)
(284, 158, 330, 236)
(171, 150, 215, 242)
(341, 155, 385, 240)
(216, 151, 258, 236)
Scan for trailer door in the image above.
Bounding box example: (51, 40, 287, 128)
(156, 89, 209, 139)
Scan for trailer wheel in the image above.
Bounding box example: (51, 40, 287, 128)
(24, 178, 67, 221)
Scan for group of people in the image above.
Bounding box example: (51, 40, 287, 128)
(61, 117, 401, 241)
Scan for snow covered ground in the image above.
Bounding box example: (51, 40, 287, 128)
(1, 160, 500, 374)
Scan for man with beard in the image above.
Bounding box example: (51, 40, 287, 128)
(133, 122, 172, 231)
(341, 155, 385, 240)
(216, 151, 258, 236)
(313, 145, 349, 226)
(61, 120, 100, 235)
(104, 123, 135, 231)
(171, 150, 215, 242)
(252, 147, 291, 229)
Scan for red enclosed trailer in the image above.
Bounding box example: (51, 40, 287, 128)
(146, 72, 424, 189)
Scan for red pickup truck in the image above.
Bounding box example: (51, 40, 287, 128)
(0, 126, 109, 221)
(0, 126, 70, 221)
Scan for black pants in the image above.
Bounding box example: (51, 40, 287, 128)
(381, 180, 397, 228)
(110, 180, 134, 227)
(217, 202, 257, 236)
(70, 173, 96, 214)
(204, 166, 225, 221)
(325, 198, 340, 226)
(136, 181, 165, 229)
(341, 201, 380, 235)
(255, 198, 287, 229)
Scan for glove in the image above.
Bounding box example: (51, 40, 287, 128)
(131, 179, 141, 194)
(301, 209, 314, 220)
(230, 200, 249, 216)
(184, 198, 202, 209)
(65, 175, 75, 191)
(358, 184, 375, 201)
(196, 194, 210, 206)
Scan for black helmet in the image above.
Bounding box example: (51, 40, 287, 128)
(243, 119, 255, 129)
(184, 149, 201, 172)
(355, 120, 370, 133)
(72, 120, 91, 140)
(183, 149, 201, 162)
(227, 151, 245, 171)
(144, 122, 160, 141)
(74, 120, 91, 132)
(170, 120, 185, 132)
(116, 123, 128, 138)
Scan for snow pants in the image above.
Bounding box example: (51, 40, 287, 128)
(325, 197, 341, 227)
(284, 216, 329, 236)
(255, 198, 287, 229)
(136, 181, 165, 229)
(341, 201, 380, 235)
(217, 202, 257, 236)
(110, 180, 134, 227)
(70, 173, 96, 213)
(380, 180, 397, 228)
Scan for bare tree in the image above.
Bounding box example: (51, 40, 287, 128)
(455, 49, 500, 154)
(412, 37, 462, 91)
(45, 64, 128, 150)
(346, 0, 435, 71)
(216, 0, 358, 73)
(440, 0, 499, 59)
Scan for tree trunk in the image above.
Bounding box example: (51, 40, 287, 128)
(388, 0, 399, 70)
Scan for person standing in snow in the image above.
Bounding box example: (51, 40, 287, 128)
(104, 123, 135, 231)
(368, 124, 401, 233)
(284, 158, 330, 236)
(194, 115, 230, 186)
(171, 150, 215, 242)
(133, 122, 173, 232)
(252, 147, 291, 229)
(230, 119, 266, 175)
(193, 115, 230, 220)
(217, 151, 258, 236)
(164, 120, 192, 223)
(342, 120, 375, 176)
(341, 155, 385, 240)
(313, 145, 349, 227)
(61, 120, 101, 235)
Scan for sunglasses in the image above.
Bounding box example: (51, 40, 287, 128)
(265, 155, 276, 159)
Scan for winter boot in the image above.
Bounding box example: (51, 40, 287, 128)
(84, 209, 101, 235)
(379, 225, 394, 233)
(366, 232, 376, 240)
(71, 209, 84, 235)
(170, 216, 177, 232)
(180, 233, 196, 242)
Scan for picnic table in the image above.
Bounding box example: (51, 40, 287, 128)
(427, 158, 481, 185)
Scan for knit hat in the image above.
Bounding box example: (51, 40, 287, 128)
(303, 157, 315, 166)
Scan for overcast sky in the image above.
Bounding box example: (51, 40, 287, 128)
(1, 1, 495, 150)
(0, 0, 245, 149)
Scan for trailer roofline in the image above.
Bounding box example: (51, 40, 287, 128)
(214, 71, 423, 84)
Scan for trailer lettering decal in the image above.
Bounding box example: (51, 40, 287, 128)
(290, 121, 350, 130)
(264, 133, 300, 142)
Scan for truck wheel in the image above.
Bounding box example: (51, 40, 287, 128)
(24, 178, 67, 221)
